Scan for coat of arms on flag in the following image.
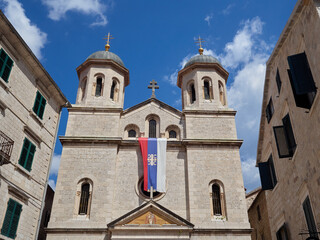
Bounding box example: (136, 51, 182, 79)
(139, 138, 167, 193)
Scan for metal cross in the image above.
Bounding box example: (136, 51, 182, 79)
(195, 36, 205, 49)
(103, 32, 114, 51)
(148, 80, 159, 98)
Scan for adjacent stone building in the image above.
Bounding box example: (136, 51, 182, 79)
(0, 11, 68, 240)
(46, 42, 251, 239)
(246, 188, 271, 240)
(257, 0, 320, 239)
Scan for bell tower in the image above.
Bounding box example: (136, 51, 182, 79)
(177, 37, 229, 111)
(75, 33, 129, 109)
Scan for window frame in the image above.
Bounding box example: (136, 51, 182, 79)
(18, 138, 36, 172)
(273, 114, 296, 158)
(303, 196, 318, 239)
(258, 154, 277, 190)
(276, 68, 282, 94)
(276, 223, 289, 240)
(0, 48, 14, 83)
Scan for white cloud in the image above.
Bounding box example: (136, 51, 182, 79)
(1, 0, 48, 59)
(42, 0, 107, 26)
(222, 4, 235, 15)
(241, 158, 260, 191)
(204, 14, 213, 26)
(48, 179, 56, 190)
(49, 153, 61, 176)
(163, 17, 271, 191)
(219, 17, 264, 69)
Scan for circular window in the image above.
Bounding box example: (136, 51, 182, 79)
(138, 178, 162, 199)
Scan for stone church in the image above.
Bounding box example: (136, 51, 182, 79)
(46, 40, 251, 239)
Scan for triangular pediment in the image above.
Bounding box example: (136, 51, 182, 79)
(122, 98, 181, 118)
(107, 201, 193, 228)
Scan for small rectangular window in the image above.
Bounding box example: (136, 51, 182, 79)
(1, 199, 22, 239)
(0, 49, 14, 83)
(276, 69, 282, 93)
(303, 196, 318, 239)
(273, 114, 296, 158)
(276, 223, 289, 240)
(19, 138, 36, 171)
(33, 91, 46, 119)
(266, 98, 274, 123)
(287, 52, 317, 109)
(258, 154, 277, 190)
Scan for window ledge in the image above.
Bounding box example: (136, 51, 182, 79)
(211, 215, 226, 221)
(29, 110, 44, 127)
(14, 164, 32, 179)
(23, 125, 42, 146)
(0, 77, 9, 92)
(0, 233, 14, 240)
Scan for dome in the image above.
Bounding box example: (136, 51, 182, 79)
(86, 51, 125, 67)
(184, 54, 221, 68)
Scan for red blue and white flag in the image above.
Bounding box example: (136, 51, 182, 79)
(138, 138, 167, 193)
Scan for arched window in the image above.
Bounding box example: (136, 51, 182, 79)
(95, 77, 103, 97)
(128, 129, 136, 137)
(219, 81, 226, 106)
(110, 80, 116, 100)
(149, 120, 156, 138)
(209, 180, 226, 219)
(212, 184, 222, 215)
(81, 78, 87, 101)
(190, 84, 196, 104)
(204, 80, 210, 100)
(79, 183, 90, 215)
(169, 130, 177, 139)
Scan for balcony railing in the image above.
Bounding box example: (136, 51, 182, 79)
(0, 130, 14, 165)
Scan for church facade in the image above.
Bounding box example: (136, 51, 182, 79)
(47, 43, 251, 239)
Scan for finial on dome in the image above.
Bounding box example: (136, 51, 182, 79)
(195, 36, 205, 55)
(103, 32, 114, 51)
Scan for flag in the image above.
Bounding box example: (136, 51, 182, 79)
(138, 138, 167, 193)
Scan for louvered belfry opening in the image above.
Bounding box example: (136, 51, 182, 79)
(212, 184, 222, 215)
(149, 120, 156, 138)
(79, 183, 90, 215)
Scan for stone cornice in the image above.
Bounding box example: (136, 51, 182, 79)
(68, 105, 123, 113)
(193, 228, 252, 234)
(46, 228, 108, 233)
(183, 109, 236, 116)
(59, 136, 242, 147)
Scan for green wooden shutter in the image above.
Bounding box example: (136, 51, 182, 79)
(1, 199, 22, 239)
(0, 49, 13, 83)
(38, 96, 46, 119)
(19, 138, 36, 171)
(19, 138, 30, 167)
(33, 91, 46, 119)
(25, 143, 36, 171)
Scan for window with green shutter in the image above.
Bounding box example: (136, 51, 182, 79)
(19, 138, 36, 171)
(33, 91, 46, 119)
(0, 48, 14, 83)
(1, 199, 22, 239)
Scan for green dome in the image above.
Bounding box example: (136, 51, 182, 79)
(87, 51, 125, 67)
(184, 54, 220, 68)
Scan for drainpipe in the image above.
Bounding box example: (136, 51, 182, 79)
(34, 104, 65, 239)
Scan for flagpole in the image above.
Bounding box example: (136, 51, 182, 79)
(150, 186, 153, 200)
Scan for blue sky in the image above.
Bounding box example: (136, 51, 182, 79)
(0, 0, 297, 192)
